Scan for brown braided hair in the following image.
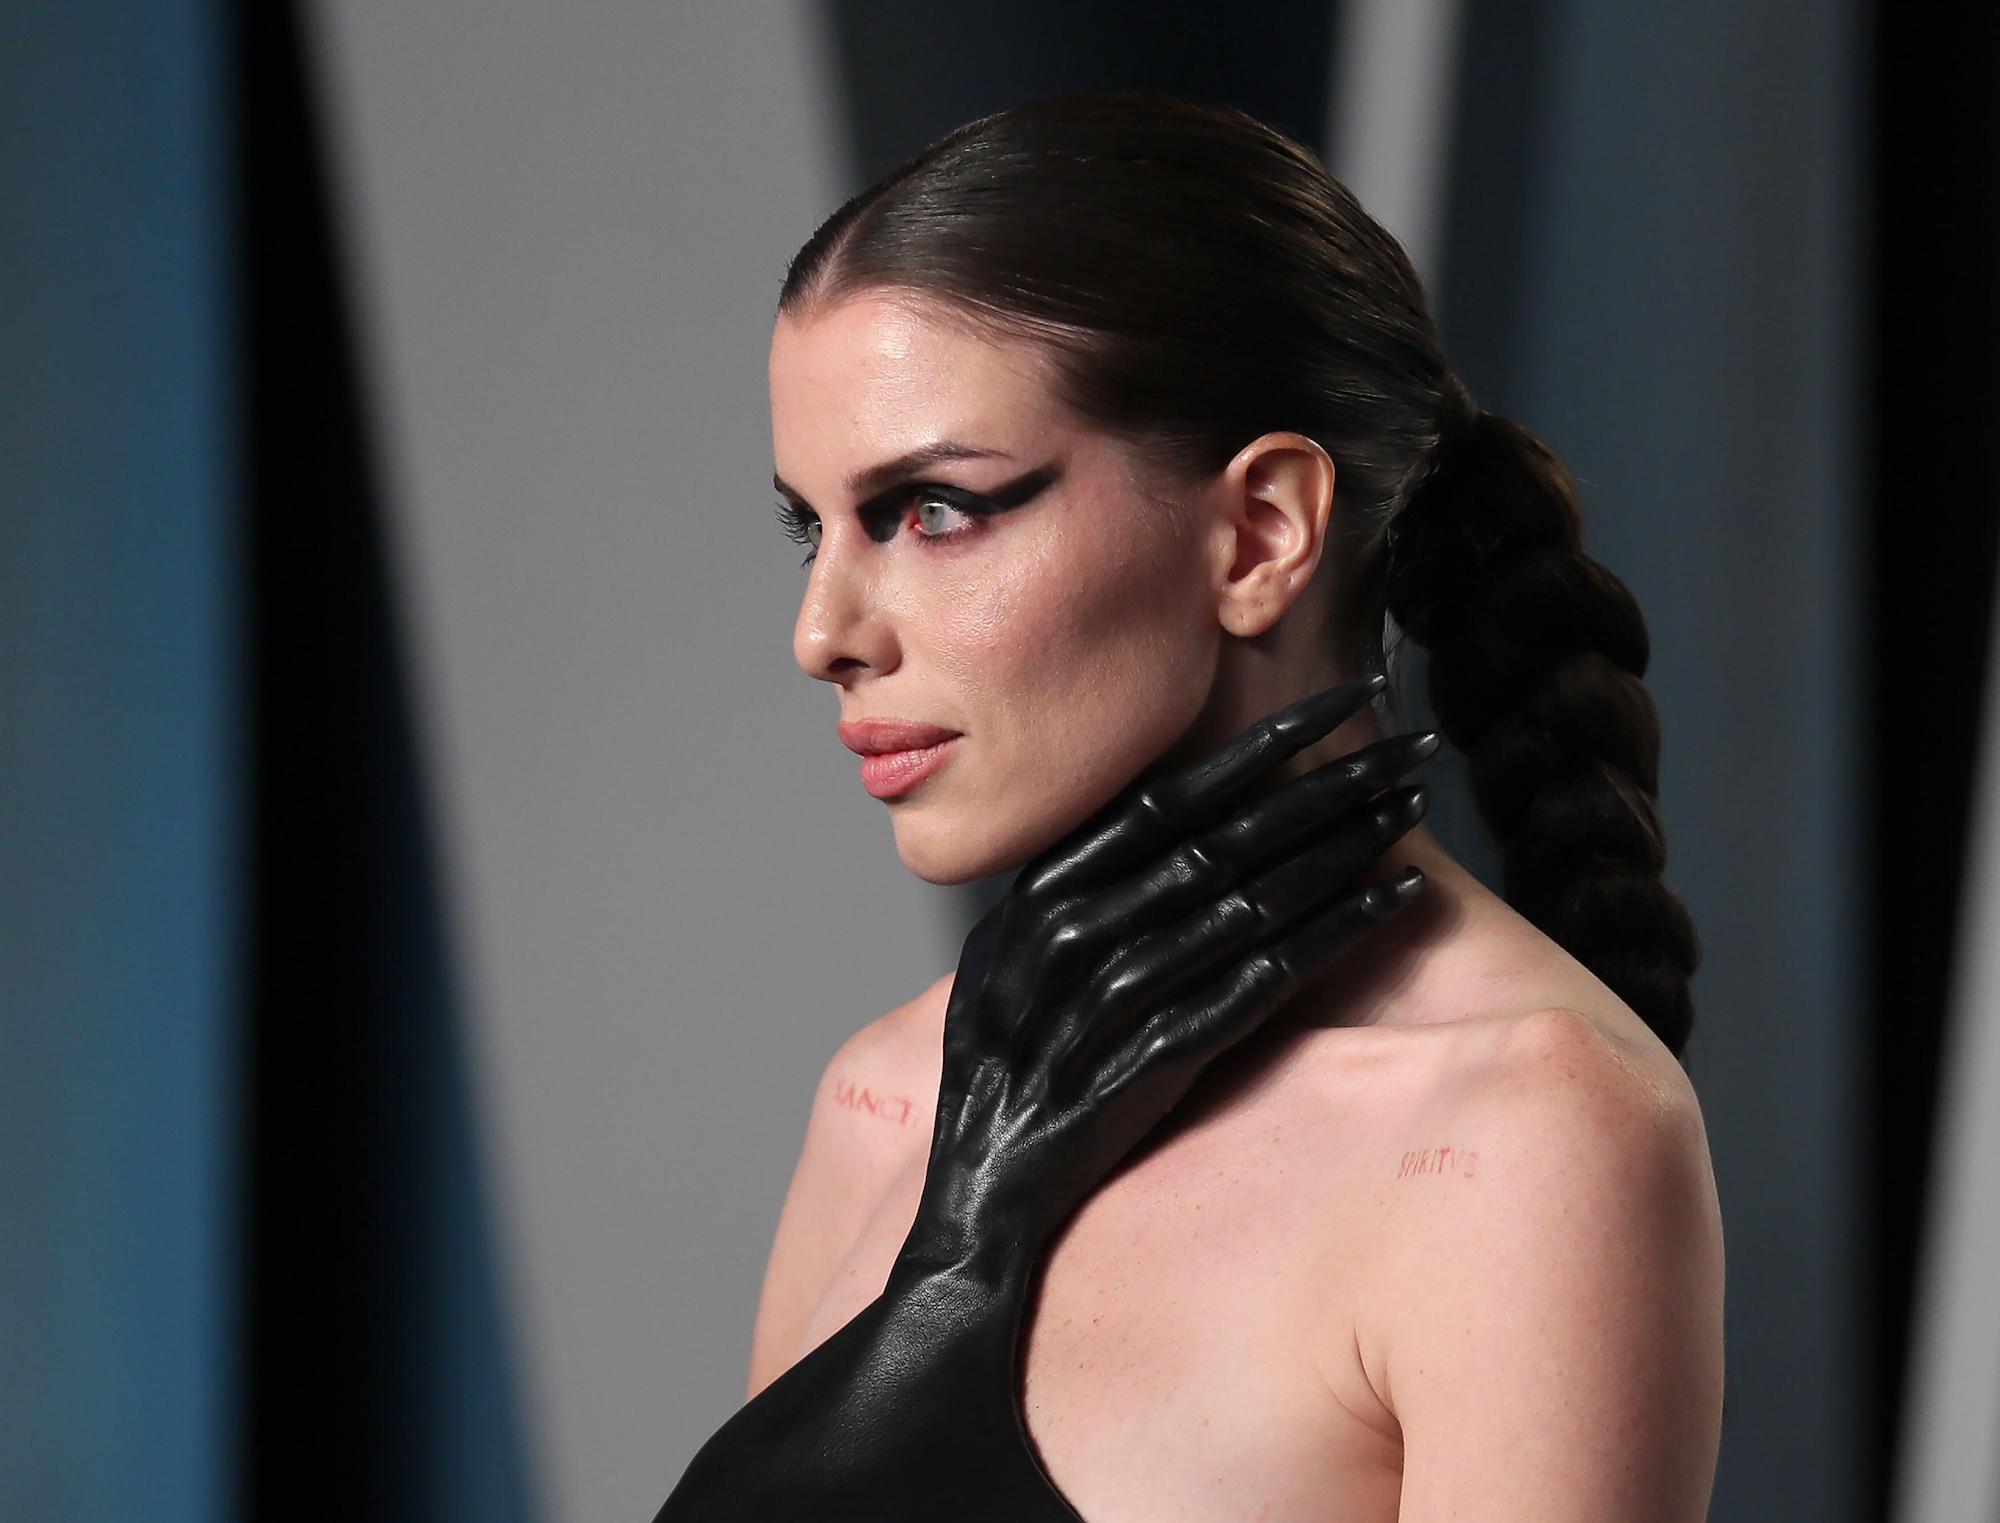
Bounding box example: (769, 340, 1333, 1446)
(1368, 383, 1700, 1054)
(779, 91, 1702, 1059)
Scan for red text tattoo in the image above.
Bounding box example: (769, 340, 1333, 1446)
(831, 1074, 919, 1127)
(1396, 1145, 1479, 1179)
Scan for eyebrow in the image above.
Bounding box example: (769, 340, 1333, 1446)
(772, 440, 1015, 512)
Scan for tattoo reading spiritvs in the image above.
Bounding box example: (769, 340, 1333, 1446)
(1397, 1145, 1479, 1180)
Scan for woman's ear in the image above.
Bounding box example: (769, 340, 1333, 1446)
(1205, 431, 1336, 638)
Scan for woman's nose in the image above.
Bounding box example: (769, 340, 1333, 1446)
(792, 533, 897, 684)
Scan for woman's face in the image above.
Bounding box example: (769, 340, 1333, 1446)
(768, 290, 1225, 884)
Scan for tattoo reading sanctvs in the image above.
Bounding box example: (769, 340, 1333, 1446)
(831, 1073, 920, 1128)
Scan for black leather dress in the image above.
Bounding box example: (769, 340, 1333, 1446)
(653, 1251, 1081, 1519)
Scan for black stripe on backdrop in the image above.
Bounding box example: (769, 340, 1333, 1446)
(237, 1, 532, 1516)
(1869, 1, 2000, 1515)
(1432, 0, 1558, 409)
(826, 0, 1342, 191)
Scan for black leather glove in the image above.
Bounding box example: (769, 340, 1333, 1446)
(654, 674, 1438, 1520)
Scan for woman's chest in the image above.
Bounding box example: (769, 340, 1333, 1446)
(795, 1087, 1407, 1521)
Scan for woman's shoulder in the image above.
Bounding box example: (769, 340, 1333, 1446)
(1349, 1003, 1725, 1494)
(1284, 968, 1709, 1256)
(1368, 1004, 1709, 1233)
(813, 972, 953, 1153)
(1286, 857, 1701, 1137)
(744, 975, 955, 1393)
(766, 977, 953, 1255)
(1259, 897, 1716, 1272)
(1333, 1000, 1699, 1139)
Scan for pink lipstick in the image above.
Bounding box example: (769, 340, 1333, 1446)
(839, 718, 962, 801)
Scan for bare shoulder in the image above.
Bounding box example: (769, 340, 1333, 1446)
(1442, 1005, 1704, 1155)
(804, 971, 949, 1180)
(848, 973, 949, 1120)
(1366, 1008, 1725, 1516)
(1373, 1005, 1715, 1259)
(741, 973, 950, 1397)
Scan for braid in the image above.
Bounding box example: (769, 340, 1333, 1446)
(1379, 387, 1703, 1060)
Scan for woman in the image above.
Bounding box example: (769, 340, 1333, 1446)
(658, 91, 1724, 1520)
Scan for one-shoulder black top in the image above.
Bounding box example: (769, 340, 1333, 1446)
(651, 1258, 1084, 1520)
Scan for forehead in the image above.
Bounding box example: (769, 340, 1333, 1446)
(769, 291, 1068, 474)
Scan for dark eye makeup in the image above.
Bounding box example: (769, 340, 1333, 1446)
(770, 460, 1065, 568)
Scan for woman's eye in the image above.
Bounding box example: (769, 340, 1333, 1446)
(911, 494, 976, 539)
(776, 487, 981, 568)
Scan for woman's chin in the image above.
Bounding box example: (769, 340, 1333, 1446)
(890, 816, 1032, 887)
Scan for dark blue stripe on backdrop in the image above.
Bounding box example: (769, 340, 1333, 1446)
(1867, 1, 2000, 1515)
(237, 1, 535, 1517)
(1, 3, 236, 1518)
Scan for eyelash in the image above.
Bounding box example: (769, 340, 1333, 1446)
(771, 486, 985, 567)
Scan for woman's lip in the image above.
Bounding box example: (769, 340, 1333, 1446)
(838, 718, 962, 756)
(859, 736, 959, 800)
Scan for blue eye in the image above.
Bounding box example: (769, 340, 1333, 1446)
(911, 493, 977, 540)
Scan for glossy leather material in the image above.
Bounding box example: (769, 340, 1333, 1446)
(654, 674, 1437, 1520)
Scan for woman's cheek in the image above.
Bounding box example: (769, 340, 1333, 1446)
(929, 540, 1069, 684)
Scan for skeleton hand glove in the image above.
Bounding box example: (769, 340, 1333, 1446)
(656, 674, 1437, 1521)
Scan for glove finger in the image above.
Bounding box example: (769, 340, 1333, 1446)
(1057, 730, 1438, 945)
(1014, 673, 1388, 901)
(1052, 784, 1430, 1083)
(1081, 870, 1426, 1119)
